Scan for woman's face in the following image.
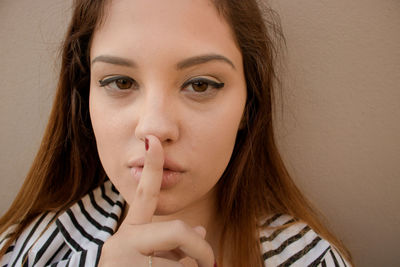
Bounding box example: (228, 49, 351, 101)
(89, 0, 246, 215)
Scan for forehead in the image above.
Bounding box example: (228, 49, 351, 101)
(91, 0, 241, 65)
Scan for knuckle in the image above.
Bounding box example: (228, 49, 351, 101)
(135, 185, 159, 200)
(135, 186, 145, 198)
(150, 189, 160, 199)
(206, 246, 215, 263)
(171, 219, 189, 234)
(197, 239, 214, 264)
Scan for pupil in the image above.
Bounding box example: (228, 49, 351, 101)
(194, 81, 208, 92)
(116, 79, 131, 89)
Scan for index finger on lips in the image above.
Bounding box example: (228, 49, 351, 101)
(126, 135, 164, 225)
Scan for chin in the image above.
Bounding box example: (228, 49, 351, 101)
(154, 201, 183, 215)
(154, 193, 190, 216)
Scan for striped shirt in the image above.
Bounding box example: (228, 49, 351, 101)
(0, 180, 350, 266)
(259, 214, 350, 266)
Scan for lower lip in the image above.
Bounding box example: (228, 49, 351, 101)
(130, 167, 183, 189)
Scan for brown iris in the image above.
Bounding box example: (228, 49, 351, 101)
(115, 78, 133, 89)
(192, 81, 208, 92)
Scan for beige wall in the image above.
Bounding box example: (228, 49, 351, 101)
(1, 0, 399, 266)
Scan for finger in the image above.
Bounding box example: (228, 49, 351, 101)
(151, 256, 184, 267)
(154, 249, 186, 261)
(128, 221, 214, 267)
(127, 135, 164, 225)
(154, 226, 206, 261)
(193, 226, 206, 239)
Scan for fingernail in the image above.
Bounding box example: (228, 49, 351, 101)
(145, 138, 149, 151)
(214, 262, 217, 267)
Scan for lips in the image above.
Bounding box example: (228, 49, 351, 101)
(128, 157, 186, 189)
(128, 157, 186, 172)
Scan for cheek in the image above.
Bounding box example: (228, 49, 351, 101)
(89, 91, 131, 178)
(186, 100, 245, 186)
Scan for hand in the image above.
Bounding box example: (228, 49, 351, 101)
(99, 135, 215, 267)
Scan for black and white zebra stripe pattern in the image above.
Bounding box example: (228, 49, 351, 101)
(0, 181, 124, 267)
(260, 214, 350, 266)
(1, 181, 350, 266)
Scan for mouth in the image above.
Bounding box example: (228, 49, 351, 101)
(129, 166, 184, 189)
(128, 157, 186, 173)
(128, 157, 186, 189)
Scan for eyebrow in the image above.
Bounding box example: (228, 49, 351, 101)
(91, 55, 136, 67)
(91, 53, 236, 70)
(176, 54, 236, 70)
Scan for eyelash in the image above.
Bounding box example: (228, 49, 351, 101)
(98, 75, 224, 95)
(98, 75, 138, 90)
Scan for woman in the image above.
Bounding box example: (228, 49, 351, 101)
(0, 0, 352, 266)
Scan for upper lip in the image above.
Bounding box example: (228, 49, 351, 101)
(128, 157, 186, 172)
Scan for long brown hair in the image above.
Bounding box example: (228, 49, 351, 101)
(0, 0, 352, 266)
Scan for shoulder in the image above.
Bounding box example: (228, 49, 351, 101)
(0, 211, 59, 266)
(259, 214, 351, 267)
(0, 180, 125, 267)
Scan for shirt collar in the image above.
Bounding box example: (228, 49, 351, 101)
(56, 180, 126, 252)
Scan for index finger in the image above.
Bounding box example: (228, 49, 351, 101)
(126, 135, 164, 224)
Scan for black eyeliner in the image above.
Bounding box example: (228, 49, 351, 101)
(98, 75, 134, 87)
(182, 78, 224, 90)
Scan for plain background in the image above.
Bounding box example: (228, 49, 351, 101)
(1, 0, 399, 266)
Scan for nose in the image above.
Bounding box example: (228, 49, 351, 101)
(134, 91, 179, 144)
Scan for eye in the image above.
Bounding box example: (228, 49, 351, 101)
(182, 77, 224, 93)
(98, 75, 137, 90)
